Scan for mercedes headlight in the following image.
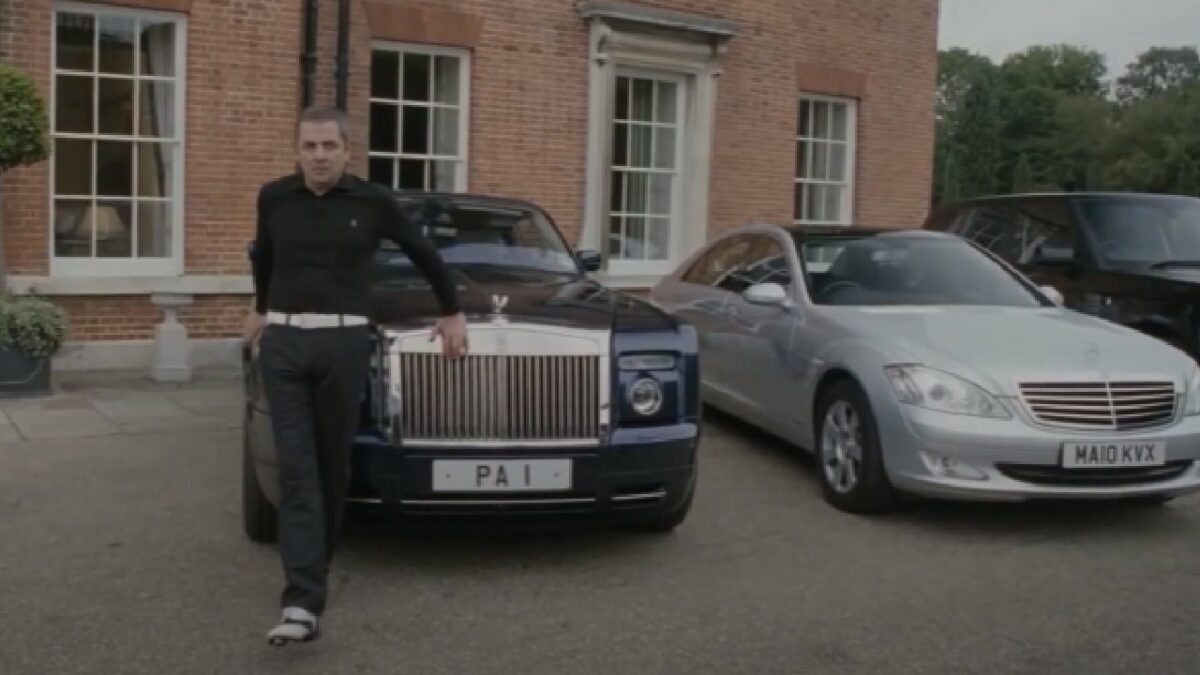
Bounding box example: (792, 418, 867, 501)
(1185, 365, 1200, 416)
(884, 365, 1010, 419)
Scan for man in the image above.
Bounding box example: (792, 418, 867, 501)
(244, 106, 467, 646)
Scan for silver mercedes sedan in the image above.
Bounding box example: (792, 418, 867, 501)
(649, 224, 1200, 514)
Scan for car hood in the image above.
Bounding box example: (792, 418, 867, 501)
(825, 305, 1192, 394)
(367, 267, 678, 333)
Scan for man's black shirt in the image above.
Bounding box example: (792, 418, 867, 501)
(251, 172, 460, 317)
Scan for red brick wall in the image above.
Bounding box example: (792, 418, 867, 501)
(1, 0, 938, 345)
(55, 294, 247, 340)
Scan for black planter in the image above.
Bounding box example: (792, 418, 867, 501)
(0, 346, 51, 398)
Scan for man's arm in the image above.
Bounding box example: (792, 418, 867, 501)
(250, 184, 274, 314)
(377, 195, 461, 316)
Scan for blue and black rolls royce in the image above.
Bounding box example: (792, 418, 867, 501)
(241, 191, 701, 538)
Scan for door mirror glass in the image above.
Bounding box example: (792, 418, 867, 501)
(576, 249, 602, 272)
(743, 282, 792, 308)
(1032, 244, 1076, 266)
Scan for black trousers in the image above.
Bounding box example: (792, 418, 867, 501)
(258, 322, 372, 614)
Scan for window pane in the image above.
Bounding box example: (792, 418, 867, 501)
(794, 183, 804, 221)
(96, 141, 133, 196)
(625, 216, 646, 258)
(371, 50, 399, 99)
(798, 100, 811, 137)
(433, 108, 458, 155)
(56, 13, 95, 71)
(608, 215, 624, 256)
(136, 201, 171, 257)
(369, 157, 395, 188)
(402, 105, 429, 153)
(655, 81, 677, 123)
(138, 20, 175, 77)
(829, 143, 846, 182)
(811, 141, 829, 181)
(647, 217, 670, 260)
(95, 200, 132, 257)
(54, 200, 92, 257)
(612, 123, 627, 166)
(653, 127, 675, 169)
(806, 184, 823, 221)
(136, 142, 173, 197)
(824, 185, 842, 223)
(649, 174, 671, 215)
(98, 77, 134, 135)
(55, 139, 92, 195)
(830, 103, 848, 141)
(812, 101, 830, 139)
(432, 160, 456, 191)
(629, 125, 651, 168)
(138, 81, 174, 137)
(403, 52, 431, 101)
(625, 172, 648, 213)
(631, 79, 653, 121)
(55, 76, 94, 133)
(98, 15, 135, 74)
(399, 159, 425, 189)
(610, 171, 624, 212)
(370, 103, 398, 152)
(434, 56, 460, 104)
(615, 77, 629, 121)
(796, 140, 809, 179)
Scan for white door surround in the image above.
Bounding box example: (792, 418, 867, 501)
(577, 2, 736, 287)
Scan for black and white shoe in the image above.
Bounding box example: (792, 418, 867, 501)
(266, 606, 319, 646)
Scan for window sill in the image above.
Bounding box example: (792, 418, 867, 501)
(6, 274, 253, 296)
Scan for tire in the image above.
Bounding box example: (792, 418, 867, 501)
(814, 379, 897, 514)
(242, 406, 278, 543)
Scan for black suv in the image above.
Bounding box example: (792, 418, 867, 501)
(924, 191, 1200, 359)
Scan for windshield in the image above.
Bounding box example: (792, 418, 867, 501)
(798, 234, 1045, 307)
(381, 199, 579, 275)
(1075, 195, 1200, 266)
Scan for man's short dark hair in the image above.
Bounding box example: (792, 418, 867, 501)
(297, 106, 350, 143)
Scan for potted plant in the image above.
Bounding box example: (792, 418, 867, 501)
(0, 293, 66, 397)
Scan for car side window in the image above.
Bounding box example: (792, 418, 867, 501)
(952, 205, 1026, 263)
(715, 236, 793, 295)
(681, 235, 756, 287)
(1011, 199, 1077, 264)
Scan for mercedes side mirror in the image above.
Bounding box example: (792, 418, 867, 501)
(577, 249, 602, 272)
(743, 282, 793, 309)
(1039, 285, 1065, 306)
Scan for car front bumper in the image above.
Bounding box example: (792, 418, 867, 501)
(874, 400, 1200, 502)
(345, 423, 699, 519)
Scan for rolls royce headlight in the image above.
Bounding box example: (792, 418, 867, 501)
(628, 378, 664, 416)
(619, 353, 676, 371)
(884, 365, 1010, 419)
(1185, 365, 1200, 416)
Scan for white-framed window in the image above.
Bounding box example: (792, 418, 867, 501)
(794, 94, 856, 226)
(606, 70, 686, 276)
(49, 2, 186, 277)
(368, 42, 469, 192)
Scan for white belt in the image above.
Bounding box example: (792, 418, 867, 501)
(266, 311, 369, 329)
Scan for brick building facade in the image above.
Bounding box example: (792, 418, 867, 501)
(0, 0, 939, 371)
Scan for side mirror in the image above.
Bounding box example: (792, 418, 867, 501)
(743, 282, 793, 309)
(577, 249, 602, 272)
(1039, 285, 1065, 306)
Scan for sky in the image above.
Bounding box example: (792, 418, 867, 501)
(938, 0, 1200, 77)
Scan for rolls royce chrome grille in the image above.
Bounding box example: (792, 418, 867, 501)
(391, 353, 601, 443)
(1017, 381, 1178, 430)
(382, 324, 611, 446)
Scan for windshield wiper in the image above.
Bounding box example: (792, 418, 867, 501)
(1149, 260, 1200, 269)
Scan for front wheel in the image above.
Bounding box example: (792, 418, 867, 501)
(242, 406, 278, 543)
(814, 379, 897, 514)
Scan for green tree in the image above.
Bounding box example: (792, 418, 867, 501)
(933, 48, 1002, 201)
(1175, 159, 1198, 196)
(1012, 153, 1035, 192)
(1116, 47, 1200, 103)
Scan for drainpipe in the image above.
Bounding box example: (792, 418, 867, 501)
(301, 0, 318, 108)
(335, 0, 349, 110)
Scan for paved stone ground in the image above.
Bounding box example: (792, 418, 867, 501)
(2, 371, 1199, 675)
